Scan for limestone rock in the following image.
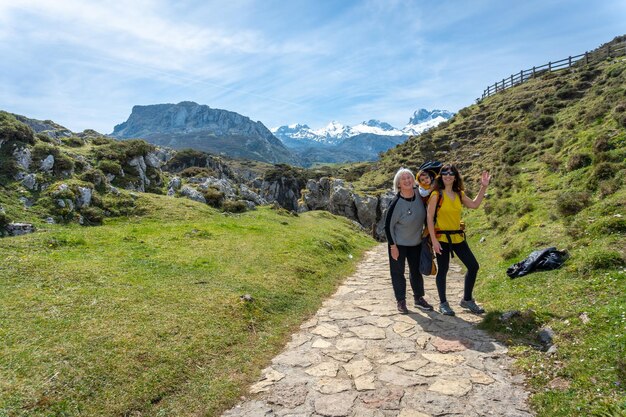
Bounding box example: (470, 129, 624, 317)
(314, 392, 357, 416)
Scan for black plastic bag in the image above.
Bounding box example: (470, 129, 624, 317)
(506, 247, 569, 278)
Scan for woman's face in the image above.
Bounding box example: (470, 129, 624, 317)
(440, 168, 456, 185)
(399, 172, 414, 190)
(418, 172, 431, 185)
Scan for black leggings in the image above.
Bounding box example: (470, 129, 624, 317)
(388, 244, 425, 302)
(435, 240, 479, 303)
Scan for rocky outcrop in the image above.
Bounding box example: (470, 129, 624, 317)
(4, 223, 36, 236)
(299, 177, 394, 240)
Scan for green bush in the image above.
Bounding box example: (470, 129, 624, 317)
(556, 85, 582, 100)
(0, 212, 10, 228)
(100, 193, 138, 217)
(91, 136, 114, 146)
(180, 167, 215, 178)
(587, 217, 626, 236)
(53, 153, 75, 175)
(592, 162, 617, 181)
(202, 187, 224, 208)
(80, 206, 104, 226)
(567, 153, 592, 171)
(0, 111, 35, 145)
(31, 142, 56, 162)
(98, 160, 123, 176)
(165, 149, 210, 171)
(541, 153, 561, 172)
(222, 200, 247, 213)
(556, 190, 591, 216)
(593, 136, 613, 152)
(61, 136, 84, 147)
(528, 116, 555, 131)
(80, 169, 107, 190)
(0, 156, 19, 178)
(577, 249, 625, 273)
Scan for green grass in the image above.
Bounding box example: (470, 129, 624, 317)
(465, 185, 625, 416)
(0, 194, 376, 416)
(349, 52, 626, 416)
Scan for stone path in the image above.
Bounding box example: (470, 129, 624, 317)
(223, 243, 533, 417)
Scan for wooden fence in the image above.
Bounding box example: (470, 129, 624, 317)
(478, 40, 626, 101)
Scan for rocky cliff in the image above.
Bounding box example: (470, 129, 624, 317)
(111, 101, 299, 165)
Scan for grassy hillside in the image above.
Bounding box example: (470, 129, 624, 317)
(0, 194, 375, 416)
(353, 44, 626, 415)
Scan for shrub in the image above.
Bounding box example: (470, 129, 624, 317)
(541, 153, 561, 172)
(0, 212, 10, 228)
(166, 149, 209, 171)
(0, 156, 19, 178)
(577, 249, 625, 273)
(31, 142, 56, 162)
(80, 206, 104, 225)
(222, 200, 247, 213)
(36, 132, 53, 143)
(517, 202, 534, 216)
(566, 153, 592, 171)
(593, 162, 617, 181)
(53, 153, 75, 175)
(593, 136, 613, 152)
(98, 160, 123, 176)
(599, 178, 621, 198)
(100, 193, 138, 217)
(555, 85, 581, 100)
(80, 169, 107, 190)
(180, 167, 215, 178)
(202, 187, 224, 208)
(501, 246, 522, 261)
(528, 115, 555, 131)
(0, 111, 35, 144)
(556, 190, 591, 216)
(61, 136, 84, 147)
(91, 136, 114, 146)
(587, 217, 626, 236)
(123, 139, 154, 158)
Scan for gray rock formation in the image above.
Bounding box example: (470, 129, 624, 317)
(4, 223, 36, 236)
(179, 185, 206, 203)
(299, 177, 394, 240)
(111, 101, 299, 165)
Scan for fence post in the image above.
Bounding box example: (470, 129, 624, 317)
(568, 56, 572, 67)
(520, 70, 523, 83)
(548, 62, 552, 71)
(532, 66, 536, 76)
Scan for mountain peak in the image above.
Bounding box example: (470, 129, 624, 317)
(408, 109, 454, 125)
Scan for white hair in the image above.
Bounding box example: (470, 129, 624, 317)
(392, 168, 415, 193)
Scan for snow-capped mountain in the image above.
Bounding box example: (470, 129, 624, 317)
(403, 109, 454, 136)
(271, 109, 453, 145)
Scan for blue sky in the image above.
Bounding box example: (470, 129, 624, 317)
(0, 0, 624, 134)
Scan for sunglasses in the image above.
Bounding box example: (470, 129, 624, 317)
(440, 170, 455, 176)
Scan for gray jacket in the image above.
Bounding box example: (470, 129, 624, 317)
(384, 192, 426, 246)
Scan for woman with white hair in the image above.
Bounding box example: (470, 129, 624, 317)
(384, 168, 434, 314)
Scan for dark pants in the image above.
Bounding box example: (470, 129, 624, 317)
(388, 244, 425, 302)
(435, 240, 479, 303)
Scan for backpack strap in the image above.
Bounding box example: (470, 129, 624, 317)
(433, 191, 464, 258)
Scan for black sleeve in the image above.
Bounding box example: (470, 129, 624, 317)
(385, 195, 400, 245)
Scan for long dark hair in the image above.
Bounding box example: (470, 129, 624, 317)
(433, 164, 464, 195)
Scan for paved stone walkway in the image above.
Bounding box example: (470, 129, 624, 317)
(223, 243, 533, 417)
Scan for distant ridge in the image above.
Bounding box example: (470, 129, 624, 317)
(271, 109, 453, 165)
(111, 101, 299, 165)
